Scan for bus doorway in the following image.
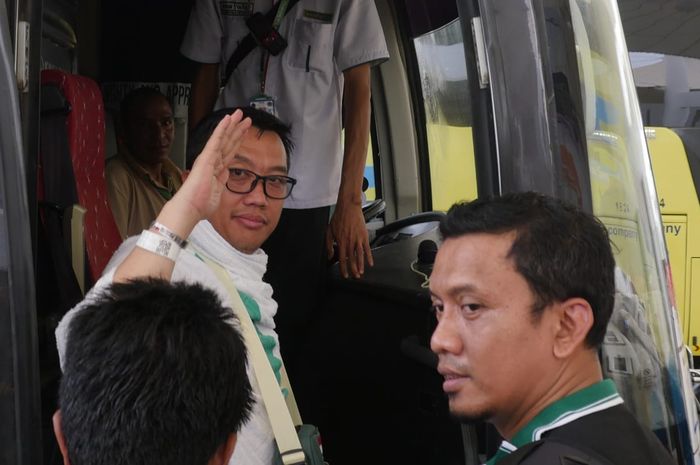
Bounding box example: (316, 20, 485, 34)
(2, 0, 700, 464)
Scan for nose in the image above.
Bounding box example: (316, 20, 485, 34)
(243, 178, 268, 206)
(430, 308, 463, 356)
(159, 122, 172, 144)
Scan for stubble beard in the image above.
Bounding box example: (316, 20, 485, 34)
(448, 394, 494, 425)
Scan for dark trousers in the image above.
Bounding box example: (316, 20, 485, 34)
(262, 206, 330, 384)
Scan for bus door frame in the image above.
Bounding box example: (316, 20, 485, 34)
(0, 0, 43, 463)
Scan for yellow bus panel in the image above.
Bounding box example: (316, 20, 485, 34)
(647, 127, 700, 353)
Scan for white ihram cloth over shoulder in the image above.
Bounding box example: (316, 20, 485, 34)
(55, 220, 280, 465)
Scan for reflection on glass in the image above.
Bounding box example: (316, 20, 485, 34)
(364, 148, 376, 202)
(571, 0, 698, 461)
(413, 19, 477, 211)
(630, 52, 700, 128)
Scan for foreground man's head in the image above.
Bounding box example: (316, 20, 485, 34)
(53, 279, 253, 465)
(430, 192, 615, 438)
(199, 107, 294, 254)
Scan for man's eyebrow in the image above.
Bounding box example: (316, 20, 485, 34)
(431, 283, 479, 299)
(232, 154, 253, 164)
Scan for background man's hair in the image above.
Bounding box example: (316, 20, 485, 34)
(440, 192, 616, 348)
(186, 106, 293, 169)
(59, 278, 253, 465)
(119, 86, 171, 129)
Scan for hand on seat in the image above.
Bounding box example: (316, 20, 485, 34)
(327, 199, 374, 279)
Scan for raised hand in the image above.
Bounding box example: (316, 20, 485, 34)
(176, 110, 252, 221)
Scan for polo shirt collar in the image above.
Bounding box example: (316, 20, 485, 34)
(119, 147, 181, 198)
(486, 379, 623, 464)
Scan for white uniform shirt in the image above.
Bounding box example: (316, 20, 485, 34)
(181, 0, 389, 209)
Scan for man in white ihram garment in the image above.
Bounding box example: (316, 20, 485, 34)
(56, 107, 295, 465)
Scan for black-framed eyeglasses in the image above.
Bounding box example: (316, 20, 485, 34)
(226, 168, 297, 199)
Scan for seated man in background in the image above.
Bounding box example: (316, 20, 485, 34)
(430, 192, 675, 464)
(58, 108, 295, 465)
(52, 278, 253, 465)
(106, 87, 183, 238)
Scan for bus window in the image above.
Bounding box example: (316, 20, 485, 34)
(364, 128, 379, 201)
(570, 0, 699, 459)
(629, 52, 700, 356)
(412, 18, 478, 211)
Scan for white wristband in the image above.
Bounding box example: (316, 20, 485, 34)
(150, 221, 188, 248)
(136, 230, 181, 262)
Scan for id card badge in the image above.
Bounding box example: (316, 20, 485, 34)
(219, 0, 254, 17)
(249, 94, 277, 116)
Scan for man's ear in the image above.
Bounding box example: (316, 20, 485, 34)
(208, 433, 238, 465)
(52, 410, 71, 465)
(552, 298, 594, 359)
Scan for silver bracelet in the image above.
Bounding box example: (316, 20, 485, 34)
(136, 230, 181, 262)
(150, 221, 188, 248)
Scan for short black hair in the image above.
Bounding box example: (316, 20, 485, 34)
(119, 86, 171, 129)
(440, 192, 615, 348)
(59, 279, 253, 465)
(186, 106, 293, 169)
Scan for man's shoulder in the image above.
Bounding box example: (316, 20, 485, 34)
(105, 154, 127, 170)
(499, 439, 616, 465)
(535, 405, 676, 465)
(105, 155, 135, 183)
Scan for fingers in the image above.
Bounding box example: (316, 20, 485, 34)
(363, 233, 374, 268)
(347, 241, 360, 279)
(328, 206, 372, 279)
(197, 113, 231, 167)
(326, 225, 335, 259)
(220, 111, 252, 166)
(337, 235, 349, 279)
(350, 236, 369, 278)
(194, 109, 251, 170)
(336, 235, 370, 279)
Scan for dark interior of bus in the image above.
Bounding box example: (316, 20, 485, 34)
(28, 1, 487, 464)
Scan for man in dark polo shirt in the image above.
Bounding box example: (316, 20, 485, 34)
(429, 192, 676, 465)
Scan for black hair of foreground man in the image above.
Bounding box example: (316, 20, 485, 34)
(53, 279, 253, 465)
(441, 191, 616, 347)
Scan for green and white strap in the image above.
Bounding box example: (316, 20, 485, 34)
(201, 253, 305, 465)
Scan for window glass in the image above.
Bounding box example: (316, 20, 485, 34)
(413, 19, 477, 211)
(364, 146, 377, 201)
(571, 0, 698, 458)
(630, 52, 700, 127)
(629, 52, 700, 344)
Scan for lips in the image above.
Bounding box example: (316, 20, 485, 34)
(234, 214, 267, 229)
(438, 366, 470, 393)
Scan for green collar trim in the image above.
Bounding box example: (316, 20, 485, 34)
(487, 380, 623, 464)
(512, 379, 622, 445)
